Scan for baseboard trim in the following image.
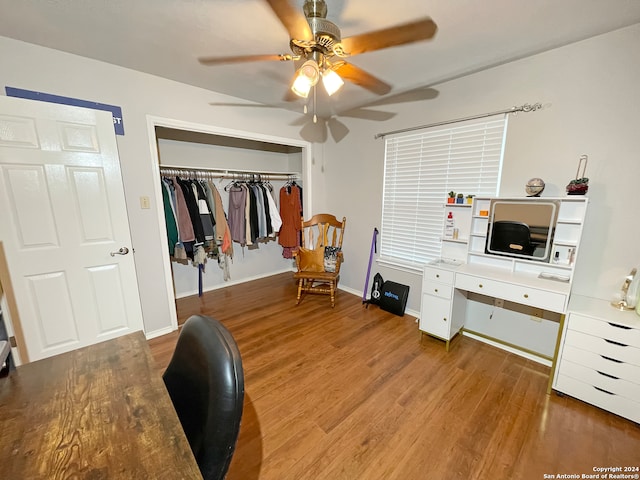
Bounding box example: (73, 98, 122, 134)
(175, 268, 294, 299)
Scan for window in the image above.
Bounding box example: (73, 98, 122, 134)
(380, 115, 508, 269)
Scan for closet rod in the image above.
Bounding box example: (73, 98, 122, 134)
(374, 102, 544, 139)
(159, 165, 299, 181)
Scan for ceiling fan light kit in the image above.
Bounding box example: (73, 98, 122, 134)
(321, 68, 344, 96)
(291, 59, 320, 98)
(199, 0, 437, 113)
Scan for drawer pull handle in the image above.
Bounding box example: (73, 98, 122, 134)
(604, 339, 628, 347)
(443, 317, 447, 322)
(593, 386, 615, 396)
(523, 294, 529, 299)
(434, 289, 438, 293)
(478, 284, 483, 288)
(597, 370, 619, 380)
(608, 322, 632, 330)
(600, 355, 623, 364)
(436, 274, 440, 278)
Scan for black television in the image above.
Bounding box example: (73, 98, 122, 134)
(485, 199, 560, 262)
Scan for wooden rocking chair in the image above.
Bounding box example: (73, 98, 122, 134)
(293, 214, 346, 307)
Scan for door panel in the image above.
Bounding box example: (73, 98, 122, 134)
(4, 165, 59, 247)
(0, 96, 144, 362)
(69, 167, 114, 242)
(27, 271, 78, 348)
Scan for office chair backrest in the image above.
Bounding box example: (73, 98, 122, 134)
(489, 220, 535, 255)
(163, 315, 244, 480)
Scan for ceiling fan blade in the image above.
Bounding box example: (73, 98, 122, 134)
(264, 0, 313, 40)
(198, 53, 294, 65)
(333, 62, 392, 95)
(340, 17, 437, 56)
(327, 118, 350, 143)
(338, 108, 396, 122)
(299, 119, 328, 143)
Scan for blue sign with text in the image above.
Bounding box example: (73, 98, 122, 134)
(5, 87, 125, 136)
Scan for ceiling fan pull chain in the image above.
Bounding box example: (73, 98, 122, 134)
(313, 86, 317, 123)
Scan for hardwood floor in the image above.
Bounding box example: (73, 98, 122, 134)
(148, 273, 640, 480)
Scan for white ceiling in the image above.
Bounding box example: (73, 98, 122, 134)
(2, 0, 640, 119)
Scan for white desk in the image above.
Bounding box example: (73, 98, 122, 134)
(454, 263, 571, 314)
(420, 261, 572, 391)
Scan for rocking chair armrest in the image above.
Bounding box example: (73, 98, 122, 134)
(292, 249, 301, 269)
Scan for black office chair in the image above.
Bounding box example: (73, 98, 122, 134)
(488, 220, 537, 256)
(163, 315, 244, 480)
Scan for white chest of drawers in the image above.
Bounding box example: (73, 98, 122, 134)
(419, 262, 466, 350)
(553, 295, 640, 423)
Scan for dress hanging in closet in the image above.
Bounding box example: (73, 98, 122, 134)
(279, 182, 303, 259)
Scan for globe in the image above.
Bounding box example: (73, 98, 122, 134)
(525, 177, 545, 197)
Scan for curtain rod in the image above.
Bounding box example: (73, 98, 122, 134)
(374, 102, 544, 140)
(159, 165, 299, 181)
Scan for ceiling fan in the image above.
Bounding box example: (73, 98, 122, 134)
(198, 0, 437, 103)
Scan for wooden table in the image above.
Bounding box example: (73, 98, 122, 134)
(0, 331, 202, 479)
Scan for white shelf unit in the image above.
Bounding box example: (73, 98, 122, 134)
(441, 203, 473, 263)
(467, 196, 588, 283)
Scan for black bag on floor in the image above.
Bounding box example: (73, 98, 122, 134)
(379, 281, 410, 316)
(370, 273, 384, 305)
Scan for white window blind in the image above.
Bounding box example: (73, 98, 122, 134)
(380, 115, 508, 269)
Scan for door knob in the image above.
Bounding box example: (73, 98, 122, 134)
(110, 247, 130, 257)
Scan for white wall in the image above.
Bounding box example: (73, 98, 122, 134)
(319, 24, 640, 317)
(0, 36, 307, 336)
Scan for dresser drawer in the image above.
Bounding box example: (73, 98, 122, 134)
(564, 329, 640, 367)
(568, 313, 640, 349)
(454, 273, 566, 312)
(561, 344, 640, 385)
(557, 359, 640, 401)
(555, 374, 640, 424)
(422, 280, 452, 300)
(423, 267, 454, 285)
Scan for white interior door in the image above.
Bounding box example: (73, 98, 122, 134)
(0, 96, 144, 362)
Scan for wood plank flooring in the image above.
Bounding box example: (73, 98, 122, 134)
(148, 273, 640, 480)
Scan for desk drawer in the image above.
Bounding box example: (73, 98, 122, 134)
(423, 267, 454, 284)
(558, 358, 640, 401)
(455, 274, 566, 312)
(422, 280, 452, 300)
(564, 330, 640, 367)
(555, 374, 640, 424)
(568, 314, 640, 349)
(561, 344, 640, 385)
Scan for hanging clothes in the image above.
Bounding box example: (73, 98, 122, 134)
(227, 185, 247, 246)
(265, 186, 282, 236)
(161, 180, 178, 255)
(279, 182, 302, 258)
(193, 180, 215, 241)
(160, 169, 294, 289)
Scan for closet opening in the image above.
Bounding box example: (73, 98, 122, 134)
(148, 117, 312, 329)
